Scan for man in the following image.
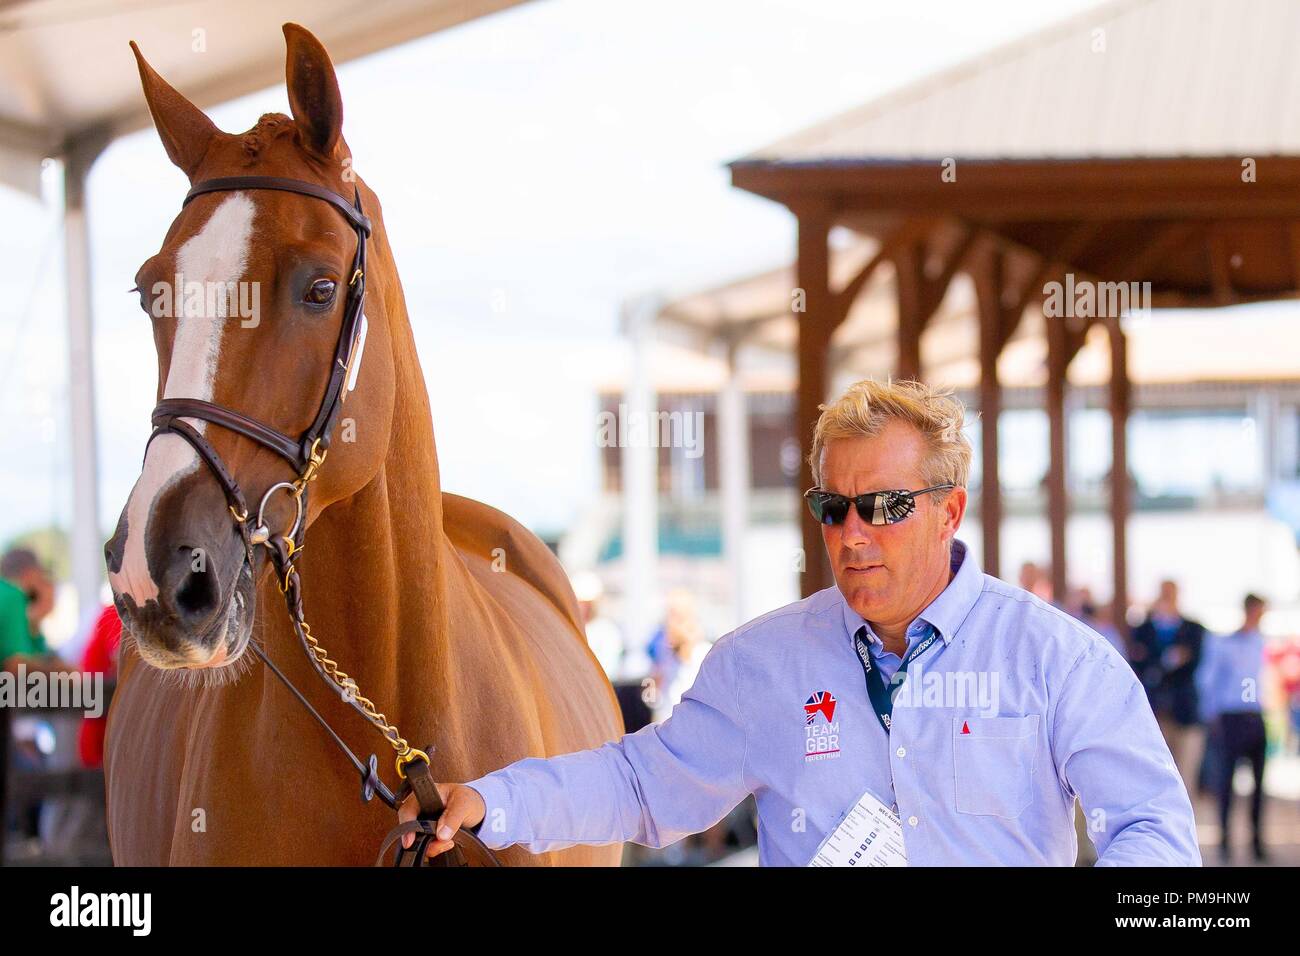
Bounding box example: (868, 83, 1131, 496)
(1132, 579, 1206, 795)
(1197, 593, 1269, 862)
(0, 548, 58, 672)
(400, 379, 1199, 865)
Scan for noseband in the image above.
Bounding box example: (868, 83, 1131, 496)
(147, 175, 497, 867)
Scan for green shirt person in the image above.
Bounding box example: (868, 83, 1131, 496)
(0, 577, 48, 668)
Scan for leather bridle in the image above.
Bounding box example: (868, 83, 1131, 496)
(147, 175, 498, 867)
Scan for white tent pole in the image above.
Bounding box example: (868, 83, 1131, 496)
(63, 133, 108, 621)
(718, 335, 749, 628)
(621, 295, 661, 658)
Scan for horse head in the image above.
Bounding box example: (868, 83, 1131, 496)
(105, 24, 397, 672)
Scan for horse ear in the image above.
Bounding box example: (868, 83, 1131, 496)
(283, 23, 343, 161)
(130, 41, 219, 178)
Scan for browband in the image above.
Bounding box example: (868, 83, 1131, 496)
(184, 176, 372, 235)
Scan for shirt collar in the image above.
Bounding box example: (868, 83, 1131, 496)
(839, 538, 982, 649)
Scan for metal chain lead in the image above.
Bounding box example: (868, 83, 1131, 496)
(266, 444, 428, 779)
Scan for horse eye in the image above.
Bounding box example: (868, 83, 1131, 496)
(304, 278, 337, 305)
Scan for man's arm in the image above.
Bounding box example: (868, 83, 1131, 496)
(401, 632, 750, 857)
(1049, 634, 1202, 866)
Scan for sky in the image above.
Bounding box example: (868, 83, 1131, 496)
(0, 0, 1105, 549)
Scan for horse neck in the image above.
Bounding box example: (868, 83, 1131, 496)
(282, 221, 460, 719)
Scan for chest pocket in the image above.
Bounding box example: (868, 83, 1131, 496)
(952, 714, 1040, 819)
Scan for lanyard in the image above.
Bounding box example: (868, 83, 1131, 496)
(853, 623, 941, 734)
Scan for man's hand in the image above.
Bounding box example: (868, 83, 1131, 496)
(398, 783, 487, 860)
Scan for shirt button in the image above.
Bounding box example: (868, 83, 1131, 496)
(895, 746, 906, 758)
(908, 816, 919, 827)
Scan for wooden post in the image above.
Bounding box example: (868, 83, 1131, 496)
(1107, 316, 1131, 648)
(795, 205, 835, 596)
(1045, 308, 1070, 604)
(718, 335, 750, 628)
(894, 240, 924, 381)
(973, 248, 1005, 579)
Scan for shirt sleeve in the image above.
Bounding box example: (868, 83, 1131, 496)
(1049, 634, 1202, 866)
(465, 633, 750, 854)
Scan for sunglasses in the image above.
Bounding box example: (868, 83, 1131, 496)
(804, 483, 955, 526)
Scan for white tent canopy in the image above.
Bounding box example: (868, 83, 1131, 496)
(0, 0, 524, 616)
(0, 0, 524, 194)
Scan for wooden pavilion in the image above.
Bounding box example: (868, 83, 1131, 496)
(725, 0, 1300, 618)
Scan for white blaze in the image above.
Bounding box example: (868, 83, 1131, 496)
(109, 193, 256, 605)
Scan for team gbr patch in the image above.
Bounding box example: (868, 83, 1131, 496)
(803, 690, 840, 762)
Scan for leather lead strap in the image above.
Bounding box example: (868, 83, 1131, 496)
(247, 639, 398, 809)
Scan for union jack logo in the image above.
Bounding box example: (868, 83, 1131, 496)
(804, 690, 837, 725)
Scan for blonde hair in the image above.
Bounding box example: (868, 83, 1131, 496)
(809, 378, 974, 490)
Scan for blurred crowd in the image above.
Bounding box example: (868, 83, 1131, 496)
(1035, 561, 1295, 864)
(1, 546, 121, 861)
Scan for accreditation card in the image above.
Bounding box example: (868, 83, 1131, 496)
(807, 788, 908, 867)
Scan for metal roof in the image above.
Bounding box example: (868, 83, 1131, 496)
(745, 0, 1300, 163)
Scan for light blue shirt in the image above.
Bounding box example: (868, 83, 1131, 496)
(467, 538, 1201, 866)
(1196, 628, 1265, 719)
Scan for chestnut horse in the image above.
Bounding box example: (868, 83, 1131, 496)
(103, 24, 623, 865)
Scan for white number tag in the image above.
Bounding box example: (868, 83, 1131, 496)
(807, 788, 908, 867)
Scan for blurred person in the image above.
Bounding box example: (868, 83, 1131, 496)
(652, 594, 710, 721)
(0, 547, 55, 645)
(1268, 637, 1300, 756)
(400, 379, 1198, 865)
(0, 572, 38, 672)
(1018, 561, 1054, 604)
(647, 589, 701, 710)
(0, 547, 64, 671)
(77, 604, 123, 768)
(1066, 587, 1128, 661)
(0, 548, 72, 851)
(571, 572, 624, 679)
(1197, 594, 1270, 863)
(1132, 580, 1205, 796)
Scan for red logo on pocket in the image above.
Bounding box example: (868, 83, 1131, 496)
(960, 720, 971, 735)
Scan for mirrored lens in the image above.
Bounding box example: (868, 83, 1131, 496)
(877, 491, 916, 525)
(807, 492, 848, 525)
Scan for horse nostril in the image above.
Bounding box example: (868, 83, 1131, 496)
(174, 564, 219, 619)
